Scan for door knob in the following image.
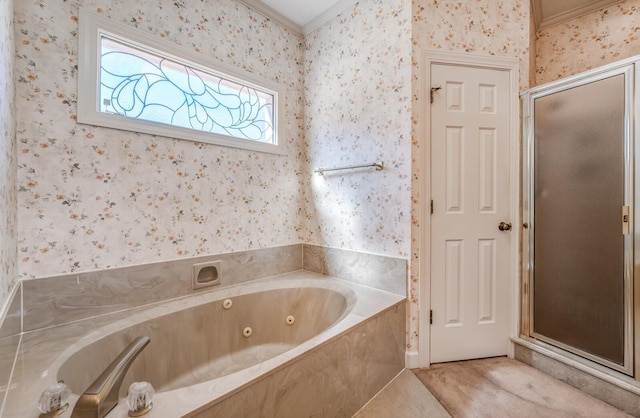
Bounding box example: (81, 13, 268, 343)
(498, 222, 512, 231)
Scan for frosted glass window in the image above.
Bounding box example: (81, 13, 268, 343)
(77, 9, 282, 154)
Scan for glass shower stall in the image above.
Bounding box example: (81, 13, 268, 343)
(521, 60, 636, 376)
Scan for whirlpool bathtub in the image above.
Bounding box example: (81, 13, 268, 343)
(7, 272, 405, 417)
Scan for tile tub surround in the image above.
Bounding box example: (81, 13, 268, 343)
(22, 244, 302, 332)
(303, 244, 407, 296)
(3, 272, 405, 418)
(514, 343, 640, 416)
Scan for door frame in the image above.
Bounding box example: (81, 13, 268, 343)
(416, 50, 521, 368)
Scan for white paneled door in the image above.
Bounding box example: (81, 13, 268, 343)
(430, 63, 512, 363)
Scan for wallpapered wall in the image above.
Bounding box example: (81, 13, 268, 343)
(302, 1, 412, 258)
(11, 0, 534, 358)
(15, 0, 305, 279)
(1, 0, 17, 311)
(536, 0, 640, 86)
(409, 0, 530, 354)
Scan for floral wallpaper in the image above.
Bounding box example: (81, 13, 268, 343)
(413, 0, 530, 90)
(410, 0, 530, 355)
(15, 0, 305, 279)
(11, 0, 536, 363)
(0, 0, 17, 311)
(302, 1, 412, 258)
(536, 0, 640, 86)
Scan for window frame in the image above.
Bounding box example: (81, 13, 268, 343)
(77, 8, 284, 154)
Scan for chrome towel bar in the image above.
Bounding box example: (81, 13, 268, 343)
(314, 161, 384, 175)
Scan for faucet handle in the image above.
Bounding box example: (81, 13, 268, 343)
(126, 381, 155, 417)
(38, 381, 71, 417)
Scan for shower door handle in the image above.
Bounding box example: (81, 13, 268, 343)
(622, 205, 630, 235)
(498, 222, 512, 231)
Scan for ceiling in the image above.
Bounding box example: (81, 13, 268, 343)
(260, 0, 343, 26)
(238, 0, 625, 37)
(236, 0, 356, 36)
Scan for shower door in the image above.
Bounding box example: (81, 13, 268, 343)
(523, 64, 634, 375)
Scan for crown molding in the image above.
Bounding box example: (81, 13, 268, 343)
(531, 0, 544, 29)
(235, 0, 304, 36)
(235, 0, 357, 37)
(301, 0, 358, 36)
(534, 0, 623, 30)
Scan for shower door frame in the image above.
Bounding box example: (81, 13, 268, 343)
(522, 61, 636, 377)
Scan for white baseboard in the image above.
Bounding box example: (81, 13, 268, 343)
(405, 350, 421, 369)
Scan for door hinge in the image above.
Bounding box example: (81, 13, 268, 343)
(430, 309, 433, 325)
(430, 86, 442, 104)
(430, 200, 434, 214)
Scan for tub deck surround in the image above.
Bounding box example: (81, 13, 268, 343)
(195, 302, 406, 417)
(0, 285, 21, 417)
(18, 244, 407, 333)
(21, 244, 302, 332)
(303, 244, 407, 296)
(0, 335, 20, 416)
(3, 272, 405, 418)
(0, 283, 20, 339)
